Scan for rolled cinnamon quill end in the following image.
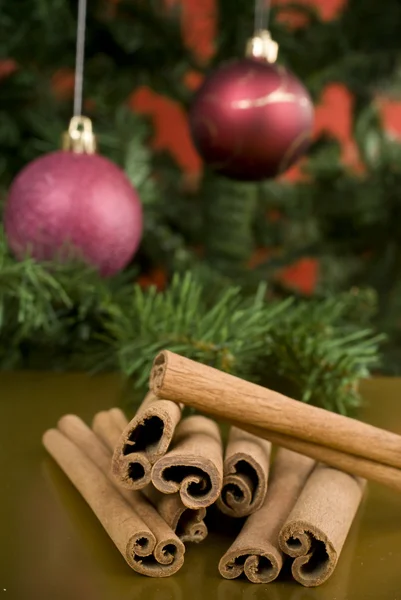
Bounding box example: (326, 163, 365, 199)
(151, 415, 223, 509)
(217, 427, 271, 518)
(279, 465, 366, 587)
(59, 414, 185, 575)
(129, 489, 186, 571)
(105, 410, 208, 543)
(219, 448, 315, 583)
(42, 428, 160, 574)
(92, 409, 152, 490)
(145, 486, 208, 543)
(111, 393, 181, 491)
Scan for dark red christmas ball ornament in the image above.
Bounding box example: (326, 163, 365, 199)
(5, 122, 143, 277)
(189, 56, 314, 181)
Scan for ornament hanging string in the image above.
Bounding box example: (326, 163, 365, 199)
(254, 0, 271, 33)
(73, 0, 88, 116)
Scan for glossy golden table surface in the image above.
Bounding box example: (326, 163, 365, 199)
(1, 373, 401, 600)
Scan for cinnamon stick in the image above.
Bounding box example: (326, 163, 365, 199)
(219, 448, 315, 583)
(279, 465, 366, 587)
(43, 428, 176, 576)
(110, 393, 181, 490)
(98, 408, 209, 543)
(150, 351, 401, 482)
(56, 415, 185, 576)
(92, 409, 125, 450)
(144, 486, 208, 544)
(151, 415, 223, 509)
(217, 427, 271, 518)
(108, 407, 130, 431)
(229, 420, 401, 494)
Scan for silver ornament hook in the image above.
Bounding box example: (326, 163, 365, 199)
(74, 0, 88, 117)
(254, 0, 271, 34)
(63, 0, 97, 153)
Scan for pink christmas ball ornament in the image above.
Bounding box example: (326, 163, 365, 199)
(4, 151, 143, 276)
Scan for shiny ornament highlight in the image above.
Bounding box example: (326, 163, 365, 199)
(5, 151, 143, 276)
(189, 58, 314, 181)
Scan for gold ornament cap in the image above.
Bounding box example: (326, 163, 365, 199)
(62, 116, 97, 154)
(246, 30, 279, 63)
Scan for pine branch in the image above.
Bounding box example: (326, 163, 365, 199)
(106, 272, 291, 386)
(106, 273, 381, 415)
(0, 232, 133, 368)
(0, 234, 382, 415)
(264, 292, 384, 414)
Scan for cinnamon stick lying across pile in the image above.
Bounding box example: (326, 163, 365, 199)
(279, 464, 366, 587)
(149, 350, 401, 492)
(152, 415, 223, 509)
(98, 408, 208, 543)
(219, 449, 315, 583)
(217, 427, 271, 518)
(230, 421, 397, 493)
(43, 423, 185, 577)
(95, 392, 181, 491)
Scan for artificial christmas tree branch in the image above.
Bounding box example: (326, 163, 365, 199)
(0, 233, 382, 416)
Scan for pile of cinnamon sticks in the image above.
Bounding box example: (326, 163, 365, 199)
(44, 350, 398, 587)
